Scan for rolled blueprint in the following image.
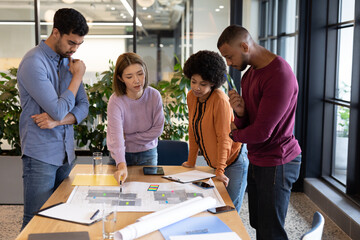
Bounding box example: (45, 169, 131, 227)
(136, 196, 202, 222)
(114, 196, 216, 240)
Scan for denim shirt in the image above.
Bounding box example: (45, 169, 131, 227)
(17, 40, 89, 166)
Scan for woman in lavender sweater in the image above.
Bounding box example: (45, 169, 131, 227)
(107, 52, 165, 183)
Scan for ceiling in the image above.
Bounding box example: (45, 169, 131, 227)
(0, 0, 185, 32)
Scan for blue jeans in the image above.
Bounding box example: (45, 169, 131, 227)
(247, 155, 301, 240)
(125, 147, 158, 166)
(108, 148, 158, 166)
(224, 144, 249, 213)
(22, 155, 74, 229)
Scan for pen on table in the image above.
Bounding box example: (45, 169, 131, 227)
(119, 179, 123, 194)
(90, 209, 100, 220)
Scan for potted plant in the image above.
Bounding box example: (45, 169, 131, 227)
(0, 67, 21, 156)
(74, 60, 114, 155)
(0, 57, 191, 155)
(151, 56, 190, 141)
(0, 68, 23, 204)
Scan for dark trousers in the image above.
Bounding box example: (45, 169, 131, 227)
(247, 155, 301, 240)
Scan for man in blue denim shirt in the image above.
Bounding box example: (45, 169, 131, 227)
(17, 8, 89, 229)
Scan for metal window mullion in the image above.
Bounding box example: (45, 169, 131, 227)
(132, 0, 137, 53)
(34, 0, 40, 45)
(346, 0, 360, 196)
(277, 0, 287, 57)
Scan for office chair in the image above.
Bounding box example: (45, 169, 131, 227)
(157, 140, 189, 165)
(301, 211, 325, 240)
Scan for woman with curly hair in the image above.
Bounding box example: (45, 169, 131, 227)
(182, 50, 249, 213)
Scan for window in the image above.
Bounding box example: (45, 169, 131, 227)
(323, 0, 355, 188)
(258, 0, 299, 72)
(297, 0, 360, 203)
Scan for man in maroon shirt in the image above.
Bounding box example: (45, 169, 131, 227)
(218, 25, 301, 240)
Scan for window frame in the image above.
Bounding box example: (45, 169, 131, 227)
(297, 0, 360, 204)
(322, 0, 360, 200)
(258, 0, 299, 62)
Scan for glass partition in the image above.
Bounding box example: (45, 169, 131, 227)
(39, 0, 134, 85)
(0, 0, 35, 71)
(0, 0, 232, 151)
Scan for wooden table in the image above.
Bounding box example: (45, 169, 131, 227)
(16, 164, 250, 240)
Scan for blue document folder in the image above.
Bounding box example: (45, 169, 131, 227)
(159, 216, 232, 240)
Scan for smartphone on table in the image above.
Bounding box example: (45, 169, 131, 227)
(192, 181, 214, 189)
(143, 167, 165, 175)
(207, 205, 235, 214)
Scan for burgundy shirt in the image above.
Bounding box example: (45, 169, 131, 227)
(232, 56, 301, 166)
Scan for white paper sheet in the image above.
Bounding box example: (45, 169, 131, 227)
(162, 170, 215, 183)
(66, 180, 224, 212)
(37, 203, 102, 225)
(114, 197, 217, 240)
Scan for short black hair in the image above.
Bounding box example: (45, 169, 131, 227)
(217, 25, 249, 49)
(53, 8, 89, 36)
(183, 50, 226, 89)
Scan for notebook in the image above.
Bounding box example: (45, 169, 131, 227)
(28, 231, 90, 240)
(36, 202, 102, 225)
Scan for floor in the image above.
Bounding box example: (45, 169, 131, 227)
(0, 192, 351, 240)
(240, 192, 351, 240)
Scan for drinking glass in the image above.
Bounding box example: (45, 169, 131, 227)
(102, 208, 117, 239)
(92, 152, 103, 175)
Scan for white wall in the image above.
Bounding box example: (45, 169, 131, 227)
(193, 0, 230, 54)
(242, 0, 259, 42)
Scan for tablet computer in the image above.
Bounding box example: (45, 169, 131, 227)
(143, 166, 165, 175)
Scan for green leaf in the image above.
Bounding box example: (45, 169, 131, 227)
(174, 63, 181, 71)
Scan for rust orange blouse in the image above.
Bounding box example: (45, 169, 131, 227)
(187, 89, 242, 175)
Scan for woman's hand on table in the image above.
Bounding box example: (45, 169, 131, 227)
(182, 161, 195, 168)
(114, 162, 128, 183)
(216, 173, 229, 187)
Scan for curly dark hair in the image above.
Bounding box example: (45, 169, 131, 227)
(183, 50, 226, 89)
(53, 8, 89, 36)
